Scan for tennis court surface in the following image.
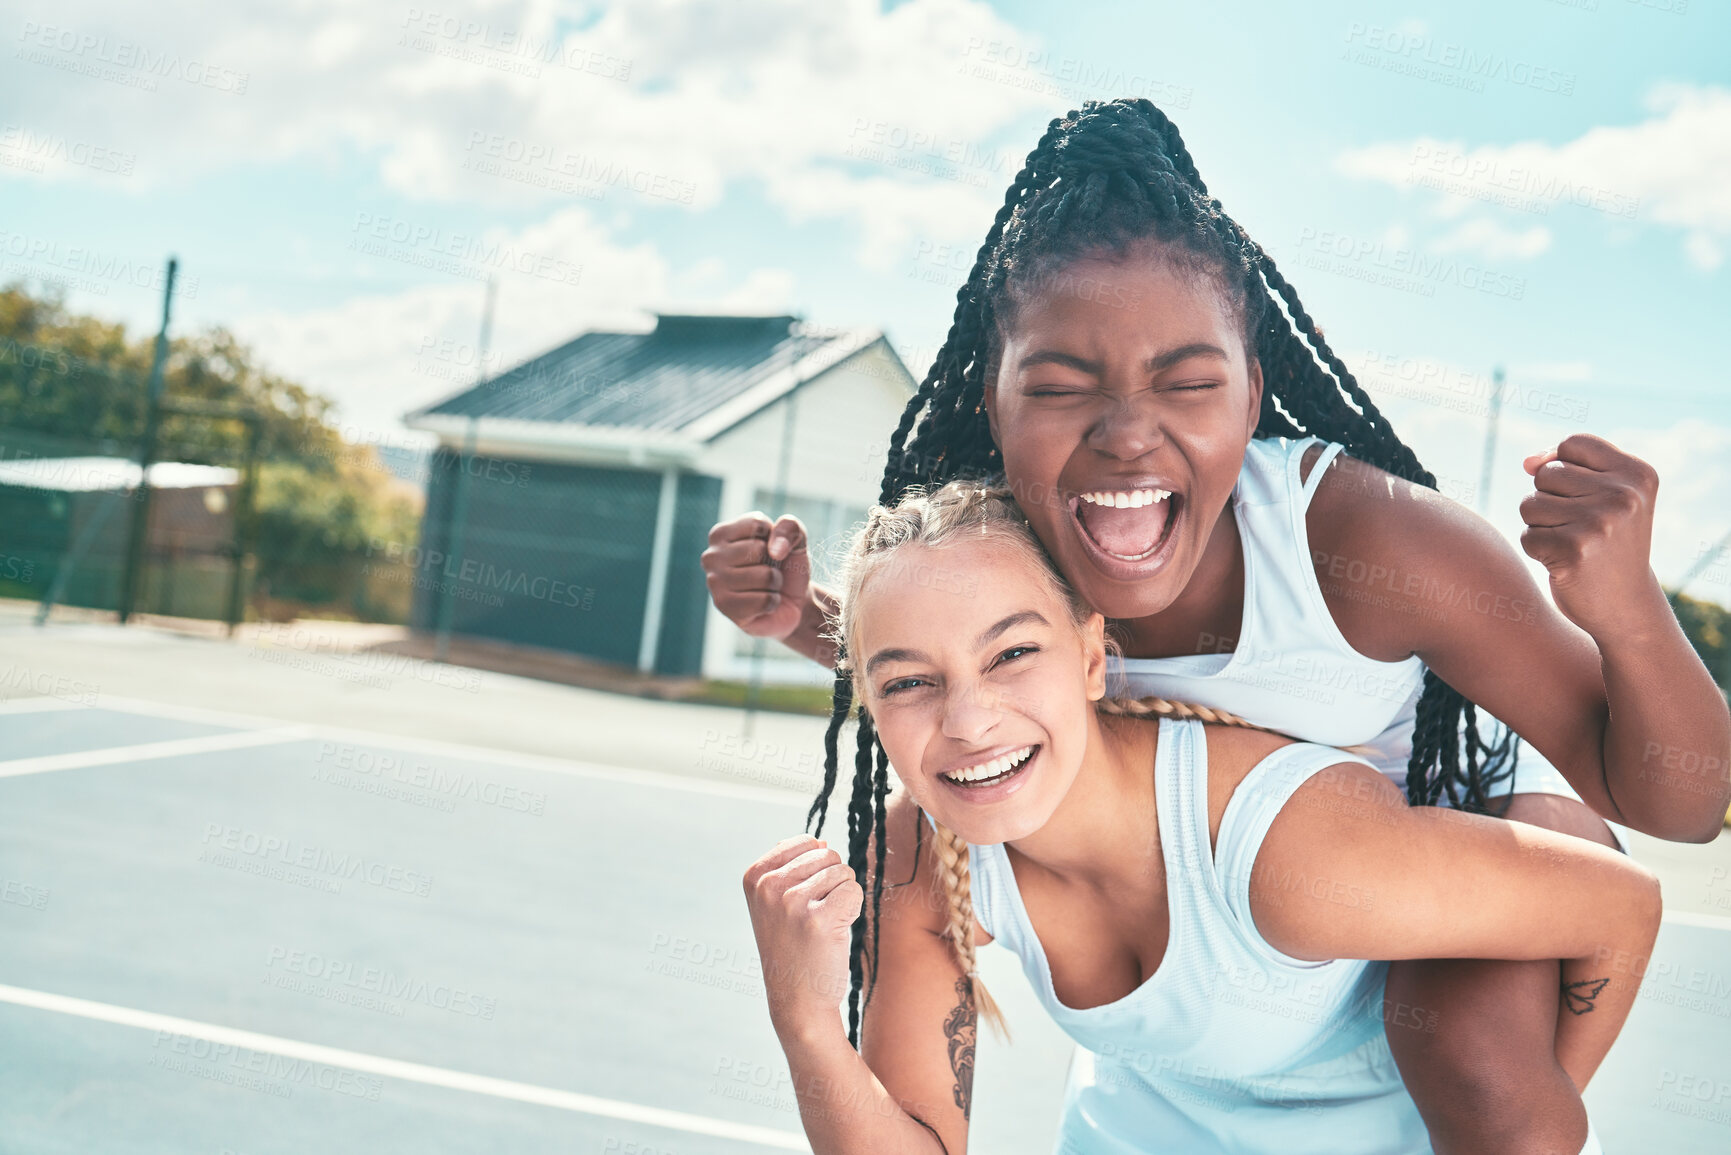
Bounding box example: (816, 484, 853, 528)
(1, 626, 1729, 1153)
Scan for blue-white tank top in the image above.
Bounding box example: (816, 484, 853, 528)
(967, 717, 1431, 1154)
(1113, 434, 1577, 803)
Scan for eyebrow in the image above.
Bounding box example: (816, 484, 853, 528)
(863, 610, 1052, 675)
(1015, 342, 1230, 377)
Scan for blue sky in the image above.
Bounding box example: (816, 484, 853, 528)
(2, 0, 1728, 592)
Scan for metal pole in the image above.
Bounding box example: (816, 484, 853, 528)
(743, 389, 800, 738)
(224, 416, 262, 635)
(432, 282, 495, 663)
(637, 466, 681, 673)
(475, 276, 496, 386)
(1476, 365, 1504, 515)
(117, 256, 178, 623)
(434, 416, 478, 662)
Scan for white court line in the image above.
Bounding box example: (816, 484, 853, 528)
(71, 694, 814, 807)
(0, 982, 809, 1151)
(0, 726, 313, 779)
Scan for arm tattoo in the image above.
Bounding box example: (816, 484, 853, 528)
(1562, 976, 1610, 1016)
(943, 976, 977, 1118)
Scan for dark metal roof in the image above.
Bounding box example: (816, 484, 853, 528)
(420, 314, 853, 433)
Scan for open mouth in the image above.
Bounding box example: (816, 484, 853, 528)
(940, 744, 1039, 791)
(1070, 485, 1183, 564)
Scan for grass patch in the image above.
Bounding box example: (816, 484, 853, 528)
(681, 680, 836, 715)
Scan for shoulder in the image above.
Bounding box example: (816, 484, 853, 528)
(1301, 450, 1519, 655)
(1304, 448, 1480, 550)
(1199, 723, 1296, 850)
(874, 783, 992, 945)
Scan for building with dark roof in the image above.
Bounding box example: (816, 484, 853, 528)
(403, 313, 916, 681)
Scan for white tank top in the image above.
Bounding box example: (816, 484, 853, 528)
(1112, 436, 1427, 788)
(963, 717, 1430, 1152)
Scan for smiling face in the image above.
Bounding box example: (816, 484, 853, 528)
(986, 242, 1264, 621)
(852, 535, 1108, 847)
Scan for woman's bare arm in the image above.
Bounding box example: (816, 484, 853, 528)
(702, 512, 840, 667)
(743, 788, 976, 1153)
(1309, 441, 1731, 842)
(1250, 760, 1664, 1088)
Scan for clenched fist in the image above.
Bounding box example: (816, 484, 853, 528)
(1520, 434, 1663, 640)
(743, 835, 862, 1038)
(701, 512, 813, 641)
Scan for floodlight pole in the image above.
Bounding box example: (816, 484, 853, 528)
(117, 256, 178, 624)
(1476, 365, 1505, 515)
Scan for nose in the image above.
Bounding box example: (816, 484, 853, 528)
(939, 680, 1003, 747)
(1084, 394, 1165, 462)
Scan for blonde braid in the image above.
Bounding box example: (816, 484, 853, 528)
(1098, 695, 1380, 757)
(1095, 694, 1270, 730)
(930, 818, 1010, 1041)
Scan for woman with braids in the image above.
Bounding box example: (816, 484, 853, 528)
(742, 481, 1660, 1155)
(707, 98, 1729, 1152)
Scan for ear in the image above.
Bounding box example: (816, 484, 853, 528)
(983, 377, 1002, 455)
(1244, 355, 1265, 442)
(1081, 612, 1109, 702)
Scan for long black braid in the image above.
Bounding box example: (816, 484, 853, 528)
(809, 98, 1515, 1051)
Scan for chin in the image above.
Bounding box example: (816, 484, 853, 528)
(1067, 555, 1192, 621)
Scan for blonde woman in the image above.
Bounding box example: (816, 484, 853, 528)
(743, 481, 1658, 1155)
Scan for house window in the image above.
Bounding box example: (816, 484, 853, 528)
(733, 489, 869, 657)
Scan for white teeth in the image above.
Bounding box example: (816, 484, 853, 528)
(1079, 488, 1171, 508)
(944, 745, 1035, 784)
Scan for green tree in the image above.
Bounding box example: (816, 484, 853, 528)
(0, 282, 420, 622)
(0, 283, 340, 464)
(1671, 590, 1731, 696)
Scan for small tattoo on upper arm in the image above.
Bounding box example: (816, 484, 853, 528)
(943, 976, 977, 1118)
(1563, 976, 1610, 1015)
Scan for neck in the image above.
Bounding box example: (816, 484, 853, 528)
(1114, 497, 1244, 659)
(1005, 710, 1159, 892)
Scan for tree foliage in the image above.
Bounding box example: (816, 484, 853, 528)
(0, 282, 421, 622)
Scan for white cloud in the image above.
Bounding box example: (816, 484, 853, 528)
(1336, 85, 1731, 269)
(1431, 217, 1551, 261)
(232, 205, 792, 436)
(3, 0, 1050, 261)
